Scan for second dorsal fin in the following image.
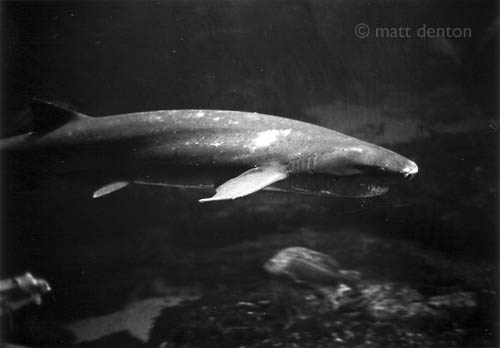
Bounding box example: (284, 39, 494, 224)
(30, 100, 90, 132)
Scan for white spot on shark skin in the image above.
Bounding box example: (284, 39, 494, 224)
(194, 111, 205, 118)
(213, 117, 221, 121)
(184, 139, 201, 146)
(210, 141, 224, 147)
(229, 120, 240, 125)
(402, 161, 419, 177)
(148, 114, 163, 122)
(248, 129, 292, 152)
(341, 147, 364, 153)
(244, 113, 260, 120)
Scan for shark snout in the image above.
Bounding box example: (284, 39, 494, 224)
(402, 160, 418, 180)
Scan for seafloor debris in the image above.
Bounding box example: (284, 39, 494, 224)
(0, 272, 51, 316)
(6, 228, 493, 348)
(263, 246, 479, 324)
(64, 284, 201, 344)
(428, 291, 477, 309)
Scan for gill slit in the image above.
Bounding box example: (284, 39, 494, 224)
(287, 154, 316, 174)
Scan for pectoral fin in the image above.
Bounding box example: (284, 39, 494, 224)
(93, 181, 130, 198)
(199, 164, 288, 202)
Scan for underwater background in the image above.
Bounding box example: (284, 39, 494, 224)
(1, 0, 498, 347)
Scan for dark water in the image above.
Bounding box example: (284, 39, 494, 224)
(1, 1, 498, 347)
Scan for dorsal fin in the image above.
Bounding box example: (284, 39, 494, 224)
(30, 100, 89, 132)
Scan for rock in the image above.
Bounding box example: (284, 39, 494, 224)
(264, 247, 361, 288)
(362, 283, 438, 320)
(428, 291, 476, 309)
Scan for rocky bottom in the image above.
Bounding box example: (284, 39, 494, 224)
(3, 225, 497, 347)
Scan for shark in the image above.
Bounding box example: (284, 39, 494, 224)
(1, 101, 418, 202)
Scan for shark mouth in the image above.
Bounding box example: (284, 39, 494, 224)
(268, 174, 392, 198)
(320, 183, 390, 198)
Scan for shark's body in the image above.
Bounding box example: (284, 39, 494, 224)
(2, 102, 418, 201)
